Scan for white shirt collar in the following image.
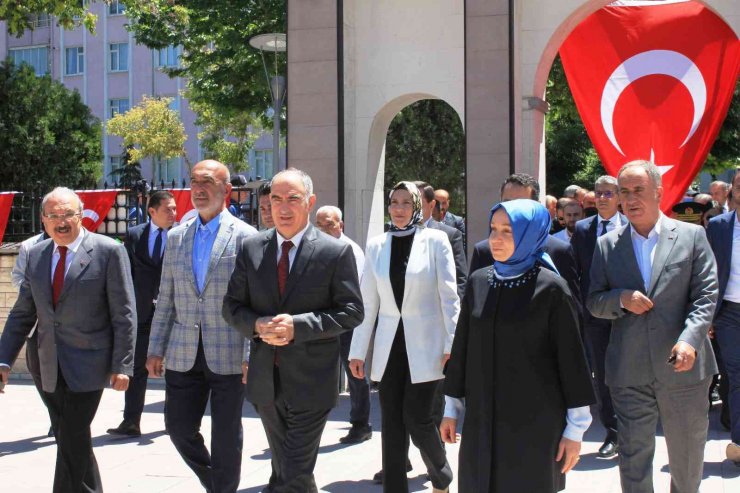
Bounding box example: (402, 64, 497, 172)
(54, 227, 85, 254)
(630, 214, 663, 241)
(597, 212, 620, 225)
(276, 222, 310, 249)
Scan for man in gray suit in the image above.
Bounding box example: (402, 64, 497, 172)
(587, 160, 718, 493)
(146, 160, 257, 493)
(0, 187, 137, 493)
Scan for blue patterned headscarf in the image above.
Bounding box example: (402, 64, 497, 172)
(489, 199, 559, 277)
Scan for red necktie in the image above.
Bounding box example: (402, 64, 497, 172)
(278, 241, 294, 297)
(52, 246, 68, 308)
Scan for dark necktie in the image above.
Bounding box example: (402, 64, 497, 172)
(600, 220, 610, 237)
(52, 246, 68, 308)
(152, 228, 163, 264)
(277, 240, 294, 297)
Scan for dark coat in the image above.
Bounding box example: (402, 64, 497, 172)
(706, 211, 735, 318)
(427, 219, 468, 299)
(125, 223, 166, 328)
(444, 267, 595, 493)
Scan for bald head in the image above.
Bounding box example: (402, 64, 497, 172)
(434, 189, 451, 217)
(190, 159, 232, 222)
(315, 205, 343, 238)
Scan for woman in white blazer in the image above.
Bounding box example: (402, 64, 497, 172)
(349, 181, 460, 493)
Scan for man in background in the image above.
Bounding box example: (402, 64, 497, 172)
(434, 188, 466, 245)
(258, 181, 275, 229)
(710, 180, 730, 213)
(552, 200, 583, 242)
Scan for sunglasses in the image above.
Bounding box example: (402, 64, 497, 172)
(594, 191, 616, 199)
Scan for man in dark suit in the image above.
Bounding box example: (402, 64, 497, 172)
(570, 175, 626, 459)
(107, 190, 177, 437)
(223, 168, 364, 492)
(434, 188, 466, 248)
(0, 187, 137, 493)
(467, 173, 582, 312)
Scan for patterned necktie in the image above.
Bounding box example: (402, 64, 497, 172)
(278, 240, 294, 297)
(52, 246, 68, 308)
(600, 220, 610, 237)
(152, 228, 163, 264)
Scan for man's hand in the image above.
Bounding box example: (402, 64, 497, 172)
(349, 359, 365, 379)
(670, 341, 697, 372)
(255, 316, 276, 335)
(0, 366, 10, 394)
(440, 417, 459, 444)
(441, 353, 451, 368)
(556, 437, 582, 474)
(620, 290, 654, 315)
(110, 374, 130, 391)
(241, 361, 249, 385)
(708, 325, 715, 339)
(259, 314, 294, 346)
(146, 356, 165, 377)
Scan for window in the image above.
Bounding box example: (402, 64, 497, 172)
(166, 97, 180, 112)
(9, 47, 49, 76)
(65, 47, 84, 75)
(108, 0, 125, 15)
(253, 150, 274, 180)
(110, 156, 123, 175)
(157, 45, 180, 68)
(30, 14, 51, 28)
(158, 158, 180, 183)
(109, 43, 129, 72)
(109, 98, 130, 118)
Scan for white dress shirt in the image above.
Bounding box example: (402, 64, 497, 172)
(50, 228, 86, 280)
(276, 223, 310, 271)
(596, 212, 622, 236)
(630, 214, 663, 292)
(339, 232, 365, 281)
(723, 213, 740, 302)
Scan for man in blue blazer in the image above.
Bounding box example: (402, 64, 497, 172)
(571, 175, 626, 459)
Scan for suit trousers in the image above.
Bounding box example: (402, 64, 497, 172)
(585, 318, 618, 435)
(610, 377, 712, 493)
(339, 330, 371, 425)
(378, 326, 452, 492)
(43, 367, 104, 493)
(123, 325, 150, 424)
(255, 371, 331, 493)
(25, 331, 58, 431)
(164, 338, 244, 493)
(714, 301, 740, 444)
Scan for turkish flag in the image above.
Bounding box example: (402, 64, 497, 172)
(76, 190, 119, 231)
(559, 0, 740, 212)
(0, 192, 16, 244)
(170, 189, 195, 222)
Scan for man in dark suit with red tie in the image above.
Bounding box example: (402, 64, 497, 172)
(107, 190, 177, 437)
(223, 168, 364, 492)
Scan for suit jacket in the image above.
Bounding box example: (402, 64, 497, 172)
(0, 232, 137, 392)
(125, 223, 166, 328)
(222, 225, 364, 411)
(468, 236, 582, 313)
(349, 226, 460, 384)
(587, 217, 718, 387)
(443, 212, 466, 249)
(706, 211, 735, 318)
(148, 212, 257, 375)
(427, 219, 467, 298)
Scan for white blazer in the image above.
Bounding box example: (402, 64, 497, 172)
(349, 226, 460, 383)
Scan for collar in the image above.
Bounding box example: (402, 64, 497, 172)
(54, 227, 85, 254)
(597, 212, 620, 225)
(276, 222, 310, 248)
(195, 209, 226, 235)
(630, 213, 663, 241)
(150, 219, 170, 233)
(423, 217, 433, 227)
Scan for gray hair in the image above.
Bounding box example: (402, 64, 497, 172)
(563, 184, 582, 198)
(710, 180, 729, 191)
(617, 160, 662, 187)
(42, 187, 83, 213)
(594, 175, 618, 189)
(272, 168, 314, 203)
(316, 205, 343, 221)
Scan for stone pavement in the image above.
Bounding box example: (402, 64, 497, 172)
(0, 381, 738, 492)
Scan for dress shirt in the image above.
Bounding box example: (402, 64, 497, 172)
(723, 213, 740, 303)
(192, 210, 226, 293)
(50, 228, 86, 280)
(275, 222, 310, 272)
(630, 214, 663, 292)
(147, 223, 168, 259)
(339, 232, 365, 281)
(596, 212, 621, 236)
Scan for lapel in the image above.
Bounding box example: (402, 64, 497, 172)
(614, 224, 646, 292)
(37, 241, 54, 307)
(136, 223, 155, 265)
(182, 219, 199, 293)
(585, 215, 599, 259)
(281, 225, 317, 304)
(725, 212, 736, 263)
(57, 233, 93, 304)
(376, 232, 396, 314)
(647, 217, 678, 296)
(259, 230, 280, 308)
(401, 227, 425, 311)
(201, 214, 235, 293)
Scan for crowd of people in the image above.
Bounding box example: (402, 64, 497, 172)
(0, 158, 737, 493)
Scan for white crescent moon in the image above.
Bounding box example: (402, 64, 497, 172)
(82, 209, 99, 222)
(600, 49, 706, 155)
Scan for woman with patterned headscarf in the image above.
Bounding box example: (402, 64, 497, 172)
(349, 181, 459, 493)
(441, 199, 595, 492)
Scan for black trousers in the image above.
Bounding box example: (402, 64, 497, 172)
(123, 325, 150, 424)
(255, 371, 331, 493)
(164, 339, 244, 493)
(25, 331, 58, 432)
(339, 330, 371, 425)
(585, 318, 618, 435)
(378, 326, 452, 492)
(43, 368, 104, 493)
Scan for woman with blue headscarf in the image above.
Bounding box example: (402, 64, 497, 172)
(440, 199, 595, 493)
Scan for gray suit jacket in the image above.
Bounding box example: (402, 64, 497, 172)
(0, 232, 137, 392)
(149, 211, 257, 375)
(586, 217, 718, 387)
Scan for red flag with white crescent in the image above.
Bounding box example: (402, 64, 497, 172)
(559, 0, 740, 212)
(76, 190, 119, 231)
(170, 189, 195, 222)
(0, 192, 16, 244)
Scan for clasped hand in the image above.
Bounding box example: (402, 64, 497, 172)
(256, 314, 295, 346)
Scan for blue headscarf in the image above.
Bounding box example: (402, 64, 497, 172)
(488, 199, 559, 277)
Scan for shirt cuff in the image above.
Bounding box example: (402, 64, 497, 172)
(562, 406, 592, 442)
(0, 363, 10, 369)
(443, 396, 465, 419)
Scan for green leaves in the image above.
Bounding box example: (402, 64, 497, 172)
(0, 1, 96, 36)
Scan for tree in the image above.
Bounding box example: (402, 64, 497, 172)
(702, 81, 740, 178)
(106, 96, 187, 181)
(385, 99, 466, 216)
(107, 145, 143, 188)
(0, 0, 96, 36)
(0, 60, 102, 192)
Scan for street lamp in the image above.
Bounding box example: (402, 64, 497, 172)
(249, 33, 287, 174)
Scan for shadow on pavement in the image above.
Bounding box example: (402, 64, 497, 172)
(574, 451, 619, 472)
(92, 430, 169, 448)
(0, 434, 55, 457)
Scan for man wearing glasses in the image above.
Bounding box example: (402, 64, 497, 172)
(571, 175, 626, 459)
(0, 187, 137, 493)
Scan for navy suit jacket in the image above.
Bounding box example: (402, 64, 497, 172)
(706, 211, 735, 318)
(125, 223, 166, 328)
(427, 219, 468, 299)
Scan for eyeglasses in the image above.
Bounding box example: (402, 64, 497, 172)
(43, 211, 80, 222)
(594, 191, 616, 199)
